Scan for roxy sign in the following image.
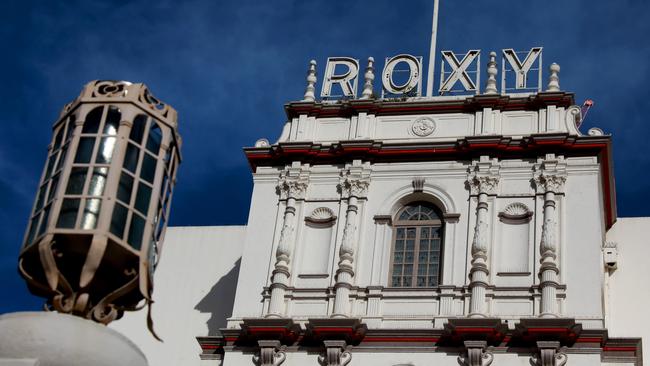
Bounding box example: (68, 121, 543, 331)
(319, 47, 543, 98)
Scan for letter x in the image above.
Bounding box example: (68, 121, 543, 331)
(439, 50, 480, 93)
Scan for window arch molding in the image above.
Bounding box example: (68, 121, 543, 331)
(376, 182, 457, 219)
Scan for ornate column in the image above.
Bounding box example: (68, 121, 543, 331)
(458, 340, 494, 366)
(467, 159, 499, 318)
(332, 163, 370, 318)
(253, 340, 287, 366)
(531, 341, 567, 366)
(535, 170, 566, 318)
(266, 166, 308, 318)
(318, 340, 352, 366)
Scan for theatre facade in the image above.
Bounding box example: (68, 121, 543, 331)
(109, 48, 649, 366)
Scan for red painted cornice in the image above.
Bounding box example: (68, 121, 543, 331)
(284, 92, 575, 119)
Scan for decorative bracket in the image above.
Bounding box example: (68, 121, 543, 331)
(530, 341, 567, 366)
(253, 340, 287, 366)
(318, 340, 352, 366)
(457, 340, 494, 366)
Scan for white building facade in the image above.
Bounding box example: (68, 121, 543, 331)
(115, 52, 647, 365)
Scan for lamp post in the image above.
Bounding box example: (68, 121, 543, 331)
(1, 80, 181, 366)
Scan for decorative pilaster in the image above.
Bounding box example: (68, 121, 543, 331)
(266, 165, 309, 318)
(253, 340, 287, 366)
(467, 157, 499, 318)
(332, 162, 371, 318)
(458, 340, 494, 366)
(535, 171, 566, 318)
(484, 52, 498, 95)
(531, 341, 567, 366)
(318, 340, 351, 366)
(546, 63, 560, 92)
(303, 60, 317, 102)
(360, 57, 375, 100)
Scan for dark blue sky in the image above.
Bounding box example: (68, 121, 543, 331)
(1, 0, 649, 313)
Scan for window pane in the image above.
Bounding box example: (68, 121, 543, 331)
(117, 172, 134, 204)
(55, 144, 69, 173)
(392, 276, 401, 287)
(57, 199, 80, 228)
(428, 277, 438, 287)
(140, 153, 157, 183)
(87, 167, 108, 196)
(52, 127, 64, 151)
(395, 240, 404, 251)
(417, 276, 426, 287)
(103, 106, 120, 135)
(75, 137, 95, 164)
(392, 264, 402, 276)
(405, 239, 415, 251)
(25, 215, 40, 245)
(406, 228, 416, 238)
(123, 144, 139, 173)
(134, 183, 152, 215)
(44, 155, 56, 180)
(48, 174, 59, 202)
(405, 251, 414, 263)
(110, 203, 128, 238)
(38, 205, 51, 235)
(146, 122, 162, 154)
(95, 137, 116, 164)
(80, 198, 101, 229)
(403, 277, 412, 287)
(129, 114, 147, 144)
(35, 184, 47, 211)
(66, 168, 87, 195)
(394, 252, 403, 263)
(65, 116, 75, 141)
(128, 214, 145, 250)
(82, 107, 103, 134)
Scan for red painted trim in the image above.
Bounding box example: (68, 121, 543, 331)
(364, 337, 440, 343)
(200, 345, 223, 350)
(575, 337, 603, 343)
(603, 346, 637, 352)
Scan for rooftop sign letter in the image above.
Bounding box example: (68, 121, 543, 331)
(382, 54, 423, 97)
(321, 57, 359, 98)
(439, 50, 481, 94)
(502, 47, 543, 91)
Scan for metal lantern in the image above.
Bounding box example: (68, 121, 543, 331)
(19, 80, 181, 329)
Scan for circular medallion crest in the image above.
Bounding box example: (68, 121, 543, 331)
(411, 117, 436, 137)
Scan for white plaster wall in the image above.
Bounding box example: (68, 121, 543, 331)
(111, 225, 246, 366)
(606, 217, 650, 361)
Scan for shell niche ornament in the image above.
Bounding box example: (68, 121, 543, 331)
(411, 116, 436, 137)
(18, 80, 181, 339)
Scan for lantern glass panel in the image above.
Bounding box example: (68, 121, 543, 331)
(38, 205, 51, 235)
(75, 138, 95, 164)
(57, 198, 80, 228)
(123, 144, 139, 173)
(134, 183, 151, 215)
(117, 173, 134, 204)
(140, 154, 156, 183)
(110, 203, 128, 238)
(146, 123, 162, 154)
(95, 137, 116, 164)
(127, 214, 145, 250)
(66, 168, 87, 195)
(48, 174, 59, 201)
(88, 167, 108, 196)
(82, 107, 103, 134)
(80, 198, 101, 230)
(103, 106, 120, 135)
(130, 115, 147, 144)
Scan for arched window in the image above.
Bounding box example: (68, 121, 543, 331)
(390, 201, 444, 287)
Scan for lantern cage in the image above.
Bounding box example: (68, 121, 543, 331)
(18, 81, 181, 329)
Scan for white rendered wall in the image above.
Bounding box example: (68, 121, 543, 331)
(606, 217, 650, 361)
(111, 226, 246, 366)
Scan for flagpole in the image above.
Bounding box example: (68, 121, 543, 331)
(425, 0, 440, 97)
